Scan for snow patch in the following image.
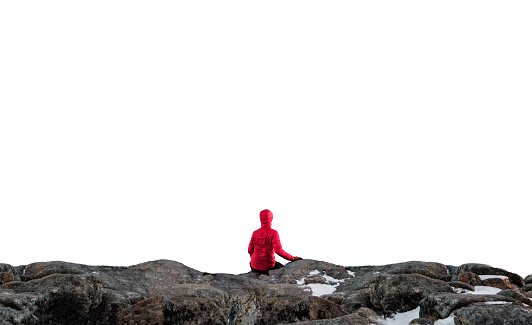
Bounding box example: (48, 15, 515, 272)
(381, 307, 456, 325)
(483, 301, 512, 305)
(305, 283, 339, 297)
(295, 270, 347, 297)
(347, 270, 355, 277)
(479, 275, 508, 281)
(467, 286, 502, 295)
(382, 307, 419, 325)
(434, 315, 457, 325)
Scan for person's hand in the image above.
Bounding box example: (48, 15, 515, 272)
(292, 256, 302, 261)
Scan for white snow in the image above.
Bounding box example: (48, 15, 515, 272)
(381, 307, 457, 325)
(347, 270, 355, 277)
(434, 315, 457, 325)
(468, 286, 502, 295)
(483, 301, 512, 305)
(479, 275, 508, 281)
(305, 283, 340, 297)
(382, 307, 419, 325)
(295, 270, 347, 297)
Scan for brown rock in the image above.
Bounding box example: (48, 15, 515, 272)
(369, 273, 453, 314)
(295, 296, 348, 321)
(0, 273, 14, 285)
(457, 272, 482, 286)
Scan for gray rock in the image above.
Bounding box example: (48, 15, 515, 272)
(340, 289, 373, 313)
(0, 264, 17, 284)
(521, 283, 532, 293)
(497, 290, 532, 306)
(454, 303, 532, 325)
(419, 292, 516, 321)
(272, 259, 349, 284)
(409, 318, 434, 325)
(456, 263, 524, 287)
(481, 276, 513, 290)
(347, 261, 451, 281)
(0, 259, 529, 324)
(525, 274, 532, 285)
(280, 307, 384, 325)
(369, 273, 453, 314)
(294, 296, 348, 321)
(447, 281, 475, 292)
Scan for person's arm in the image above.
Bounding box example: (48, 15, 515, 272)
(272, 230, 295, 261)
(248, 234, 255, 256)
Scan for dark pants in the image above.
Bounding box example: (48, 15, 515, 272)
(250, 261, 284, 275)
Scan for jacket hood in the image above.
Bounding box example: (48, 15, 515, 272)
(260, 209, 273, 228)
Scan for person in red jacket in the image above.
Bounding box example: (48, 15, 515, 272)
(248, 209, 301, 275)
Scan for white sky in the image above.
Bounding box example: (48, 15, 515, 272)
(1, 1, 531, 277)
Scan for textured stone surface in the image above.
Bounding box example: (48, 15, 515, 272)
(0, 259, 530, 324)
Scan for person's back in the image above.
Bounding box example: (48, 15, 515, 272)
(248, 209, 301, 273)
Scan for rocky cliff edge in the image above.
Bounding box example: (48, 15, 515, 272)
(1, 259, 531, 325)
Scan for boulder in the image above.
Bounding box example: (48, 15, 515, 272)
(447, 281, 475, 292)
(280, 307, 383, 325)
(0, 259, 529, 324)
(525, 274, 532, 285)
(368, 273, 453, 314)
(340, 289, 373, 313)
(419, 292, 515, 321)
(347, 261, 451, 281)
(497, 290, 532, 306)
(521, 284, 532, 294)
(0, 264, 17, 284)
(454, 303, 532, 325)
(409, 318, 434, 325)
(272, 259, 349, 284)
(456, 272, 482, 286)
(294, 296, 348, 321)
(455, 263, 524, 287)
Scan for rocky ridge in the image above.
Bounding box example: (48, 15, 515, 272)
(0, 259, 531, 324)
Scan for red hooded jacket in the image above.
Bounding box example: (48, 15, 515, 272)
(248, 209, 294, 271)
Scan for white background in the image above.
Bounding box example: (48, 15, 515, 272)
(1, 1, 531, 277)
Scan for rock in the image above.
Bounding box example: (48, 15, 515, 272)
(521, 284, 532, 293)
(20, 261, 81, 280)
(419, 292, 516, 321)
(272, 259, 349, 284)
(0, 259, 529, 324)
(340, 290, 373, 313)
(295, 296, 348, 321)
(280, 307, 384, 325)
(368, 273, 453, 314)
(409, 318, 434, 325)
(454, 303, 532, 325)
(481, 276, 514, 290)
(347, 261, 451, 281)
(0, 264, 17, 285)
(525, 274, 532, 285)
(321, 293, 344, 305)
(0, 273, 14, 285)
(497, 290, 532, 306)
(447, 281, 475, 292)
(456, 272, 482, 286)
(455, 263, 524, 287)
